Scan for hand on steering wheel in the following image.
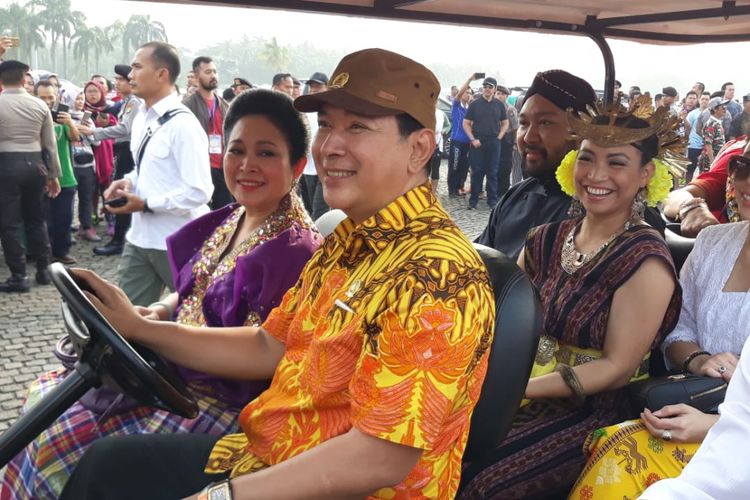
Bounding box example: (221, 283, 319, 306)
(71, 268, 152, 343)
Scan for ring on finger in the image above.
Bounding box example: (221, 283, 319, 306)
(718, 365, 727, 374)
(662, 429, 672, 441)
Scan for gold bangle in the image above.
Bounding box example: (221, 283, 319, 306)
(555, 364, 586, 405)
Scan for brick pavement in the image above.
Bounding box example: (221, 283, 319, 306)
(0, 163, 494, 435)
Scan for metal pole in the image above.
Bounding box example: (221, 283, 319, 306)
(586, 31, 616, 106)
(0, 363, 97, 467)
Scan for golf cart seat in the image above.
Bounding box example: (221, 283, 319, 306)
(463, 244, 542, 463)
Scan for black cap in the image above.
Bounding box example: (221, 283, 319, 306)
(496, 85, 510, 95)
(743, 94, 750, 103)
(114, 64, 131, 80)
(662, 86, 678, 97)
(232, 77, 252, 88)
(0, 60, 30, 76)
(525, 69, 596, 113)
(305, 72, 328, 85)
(482, 77, 497, 88)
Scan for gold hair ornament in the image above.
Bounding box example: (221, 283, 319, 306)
(566, 93, 688, 181)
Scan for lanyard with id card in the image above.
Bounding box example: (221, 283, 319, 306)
(207, 98, 223, 155)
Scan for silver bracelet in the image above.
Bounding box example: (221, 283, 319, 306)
(148, 301, 174, 320)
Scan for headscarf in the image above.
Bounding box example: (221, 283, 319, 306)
(83, 80, 107, 112)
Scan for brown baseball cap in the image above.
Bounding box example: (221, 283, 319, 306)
(294, 48, 439, 130)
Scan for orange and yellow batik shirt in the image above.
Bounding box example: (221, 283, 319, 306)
(206, 183, 495, 498)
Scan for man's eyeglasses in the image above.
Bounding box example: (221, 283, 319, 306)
(729, 154, 750, 176)
(482, 84, 495, 89)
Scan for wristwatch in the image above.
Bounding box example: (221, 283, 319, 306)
(142, 198, 154, 214)
(198, 479, 233, 500)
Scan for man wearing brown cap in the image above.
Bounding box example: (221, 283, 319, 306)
(61, 48, 495, 500)
(80, 64, 142, 256)
(475, 69, 665, 260)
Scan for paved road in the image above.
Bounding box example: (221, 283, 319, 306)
(0, 165, 495, 432)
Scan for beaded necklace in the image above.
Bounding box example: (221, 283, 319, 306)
(561, 219, 631, 275)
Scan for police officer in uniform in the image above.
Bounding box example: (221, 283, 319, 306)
(79, 64, 142, 256)
(0, 60, 62, 291)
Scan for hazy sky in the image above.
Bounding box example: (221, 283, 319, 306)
(9, 0, 749, 96)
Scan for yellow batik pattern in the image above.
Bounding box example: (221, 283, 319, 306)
(569, 420, 700, 499)
(205, 183, 495, 499)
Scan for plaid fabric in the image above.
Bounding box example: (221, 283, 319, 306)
(0, 368, 241, 500)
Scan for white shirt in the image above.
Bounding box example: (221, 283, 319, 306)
(661, 222, 750, 368)
(640, 333, 750, 500)
(124, 94, 213, 250)
(303, 112, 319, 176)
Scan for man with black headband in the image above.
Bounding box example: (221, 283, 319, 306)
(476, 69, 664, 259)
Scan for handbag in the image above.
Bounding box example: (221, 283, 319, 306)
(53, 335, 140, 416)
(629, 373, 727, 414)
(72, 145, 94, 165)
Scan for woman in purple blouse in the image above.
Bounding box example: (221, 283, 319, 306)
(1, 89, 322, 499)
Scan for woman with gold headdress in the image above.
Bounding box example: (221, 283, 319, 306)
(459, 97, 683, 499)
(569, 151, 750, 499)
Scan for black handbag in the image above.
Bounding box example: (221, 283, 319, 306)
(629, 373, 727, 414)
(72, 146, 94, 165)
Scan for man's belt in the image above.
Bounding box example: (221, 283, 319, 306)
(0, 151, 44, 161)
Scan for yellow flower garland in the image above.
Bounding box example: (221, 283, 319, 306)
(555, 150, 578, 197)
(554, 150, 672, 207)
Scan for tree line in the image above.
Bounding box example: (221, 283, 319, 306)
(0, 0, 167, 83)
(1, 0, 497, 94)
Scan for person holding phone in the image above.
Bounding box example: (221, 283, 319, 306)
(36, 80, 80, 266)
(78, 65, 142, 256)
(0, 60, 61, 292)
(69, 90, 102, 243)
(101, 42, 213, 306)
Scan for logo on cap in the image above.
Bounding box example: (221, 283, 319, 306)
(330, 72, 349, 89)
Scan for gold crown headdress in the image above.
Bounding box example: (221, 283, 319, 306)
(566, 93, 688, 179)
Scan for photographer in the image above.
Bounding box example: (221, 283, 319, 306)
(0, 60, 61, 292)
(36, 80, 80, 266)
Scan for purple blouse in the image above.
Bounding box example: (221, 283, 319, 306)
(166, 200, 321, 407)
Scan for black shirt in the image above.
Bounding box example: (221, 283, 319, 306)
(475, 176, 666, 260)
(465, 97, 507, 140)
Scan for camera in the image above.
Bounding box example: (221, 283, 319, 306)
(474, 72, 486, 80)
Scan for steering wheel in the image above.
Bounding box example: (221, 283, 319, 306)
(0, 264, 198, 467)
(51, 263, 198, 417)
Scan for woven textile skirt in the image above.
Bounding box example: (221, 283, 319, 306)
(0, 368, 242, 500)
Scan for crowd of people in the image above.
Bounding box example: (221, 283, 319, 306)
(1, 33, 749, 499)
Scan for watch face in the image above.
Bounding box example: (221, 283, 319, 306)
(208, 484, 230, 500)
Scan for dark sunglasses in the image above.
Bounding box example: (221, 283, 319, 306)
(482, 83, 495, 89)
(729, 154, 750, 176)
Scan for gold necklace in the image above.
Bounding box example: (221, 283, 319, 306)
(561, 220, 631, 275)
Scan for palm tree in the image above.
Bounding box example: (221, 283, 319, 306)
(0, 3, 45, 65)
(29, 0, 74, 73)
(122, 15, 167, 57)
(72, 23, 94, 77)
(261, 37, 290, 73)
(90, 26, 113, 74)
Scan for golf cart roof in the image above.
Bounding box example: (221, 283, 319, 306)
(158, 0, 750, 44)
